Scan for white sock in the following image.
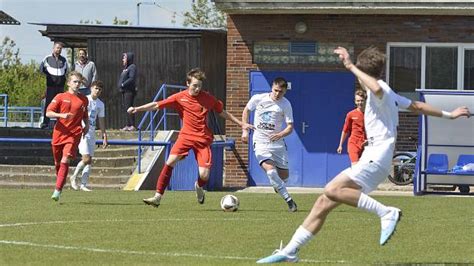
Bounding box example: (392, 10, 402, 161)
(81, 164, 91, 186)
(72, 161, 85, 178)
(282, 225, 313, 255)
(266, 169, 291, 201)
(357, 193, 389, 217)
(154, 192, 162, 198)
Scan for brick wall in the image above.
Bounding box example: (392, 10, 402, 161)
(224, 14, 474, 187)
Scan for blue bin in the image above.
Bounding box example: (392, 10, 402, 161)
(168, 145, 224, 191)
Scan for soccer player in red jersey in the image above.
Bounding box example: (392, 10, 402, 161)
(47, 71, 89, 201)
(337, 90, 367, 164)
(128, 68, 253, 207)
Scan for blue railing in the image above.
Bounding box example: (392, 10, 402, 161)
(136, 84, 187, 172)
(0, 94, 8, 127)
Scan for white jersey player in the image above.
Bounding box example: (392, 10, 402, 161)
(257, 46, 471, 263)
(242, 77, 297, 212)
(70, 81, 108, 191)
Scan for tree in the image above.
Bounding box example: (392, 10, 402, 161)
(0, 37, 44, 107)
(0, 37, 21, 68)
(183, 0, 226, 28)
(113, 17, 130, 26)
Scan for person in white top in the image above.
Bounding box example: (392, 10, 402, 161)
(257, 46, 471, 264)
(70, 80, 108, 191)
(242, 77, 297, 212)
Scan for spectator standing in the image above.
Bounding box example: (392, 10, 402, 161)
(74, 48, 97, 95)
(118, 52, 137, 131)
(39, 41, 68, 129)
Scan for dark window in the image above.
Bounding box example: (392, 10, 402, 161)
(389, 47, 421, 93)
(425, 47, 457, 90)
(464, 49, 474, 90)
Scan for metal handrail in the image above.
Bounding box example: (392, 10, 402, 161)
(0, 94, 8, 127)
(136, 84, 187, 172)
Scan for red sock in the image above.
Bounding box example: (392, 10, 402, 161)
(156, 164, 173, 194)
(55, 164, 60, 175)
(197, 177, 207, 188)
(55, 162, 69, 191)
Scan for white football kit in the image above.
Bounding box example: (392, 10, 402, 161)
(78, 95, 105, 156)
(246, 93, 294, 169)
(343, 80, 412, 193)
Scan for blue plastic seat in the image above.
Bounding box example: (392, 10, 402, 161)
(452, 154, 474, 174)
(426, 153, 449, 174)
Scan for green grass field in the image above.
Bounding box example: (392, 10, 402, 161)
(1, 189, 473, 265)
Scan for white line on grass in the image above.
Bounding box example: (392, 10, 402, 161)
(0, 240, 348, 264)
(0, 218, 289, 228)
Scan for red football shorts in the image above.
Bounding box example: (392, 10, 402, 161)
(347, 138, 365, 163)
(52, 139, 80, 164)
(170, 136, 212, 168)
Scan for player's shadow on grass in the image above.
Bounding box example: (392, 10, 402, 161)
(73, 201, 144, 206)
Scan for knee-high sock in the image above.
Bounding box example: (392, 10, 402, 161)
(55, 162, 69, 191)
(197, 176, 207, 187)
(267, 169, 291, 201)
(156, 164, 173, 194)
(72, 161, 86, 178)
(282, 225, 314, 255)
(357, 193, 389, 217)
(55, 163, 60, 175)
(81, 164, 91, 186)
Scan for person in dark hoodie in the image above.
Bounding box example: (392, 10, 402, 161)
(118, 52, 137, 131)
(39, 41, 68, 129)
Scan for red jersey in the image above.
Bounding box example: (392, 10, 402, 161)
(342, 108, 366, 141)
(47, 92, 89, 145)
(157, 90, 224, 141)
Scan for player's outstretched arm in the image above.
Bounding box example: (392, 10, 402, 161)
(127, 102, 159, 114)
(408, 102, 471, 119)
(219, 110, 254, 131)
(334, 46, 383, 98)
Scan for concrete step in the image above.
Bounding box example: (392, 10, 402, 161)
(0, 172, 129, 185)
(0, 181, 123, 190)
(0, 155, 136, 167)
(0, 164, 134, 176)
(0, 146, 137, 157)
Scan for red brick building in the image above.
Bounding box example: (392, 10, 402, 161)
(214, 1, 474, 187)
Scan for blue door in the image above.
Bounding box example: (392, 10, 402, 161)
(248, 71, 354, 187)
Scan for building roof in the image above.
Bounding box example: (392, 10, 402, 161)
(213, 0, 474, 15)
(30, 23, 226, 48)
(0, 10, 20, 25)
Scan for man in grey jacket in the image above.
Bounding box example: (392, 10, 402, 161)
(118, 52, 137, 131)
(74, 48, 97, 95)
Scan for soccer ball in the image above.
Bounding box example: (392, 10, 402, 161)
(220, 194, 239, 212)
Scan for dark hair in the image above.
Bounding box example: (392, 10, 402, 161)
(186, 68, 206, 83)
(355, 46, 385, 79)
(53, 41, 65, 47)
(273, 77, 288, 90)
(91, 80, 104, 89)
(355, 89, 367, 99)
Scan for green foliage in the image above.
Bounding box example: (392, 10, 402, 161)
(0, 37, 44, 107)
(183, 0, 226, 28)
(113, 16, 130, 25)
(1, 189, 473, 264)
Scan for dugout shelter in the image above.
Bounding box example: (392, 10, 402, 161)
(415, 90, 474, 195)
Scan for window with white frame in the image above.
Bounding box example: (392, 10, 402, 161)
(387, 43, 474, 99)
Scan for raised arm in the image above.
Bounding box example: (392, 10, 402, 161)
(127, 102, 159, 114)
(407, 101, 471, 119)
(334, 47, 383, 99)
(219, 110, 254, 130)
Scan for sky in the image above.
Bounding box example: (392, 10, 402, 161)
(1, 0, 194, 63)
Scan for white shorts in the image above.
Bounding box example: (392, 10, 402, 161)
(342, 160, 389, 194)
(78, 136, 96, 156)
(254, 141, 289, 170)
